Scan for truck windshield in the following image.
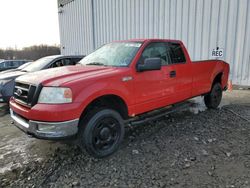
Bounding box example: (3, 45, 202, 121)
(79, 42, 142, 67)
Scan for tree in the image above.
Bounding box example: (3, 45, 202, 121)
(0, 45, 60, 60)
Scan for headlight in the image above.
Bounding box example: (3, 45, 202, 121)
(38, 87, 73, 104)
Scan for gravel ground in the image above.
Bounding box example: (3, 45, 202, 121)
(0, 90, 250, 188)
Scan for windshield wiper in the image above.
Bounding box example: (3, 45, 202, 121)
(86, 62, 105, 66)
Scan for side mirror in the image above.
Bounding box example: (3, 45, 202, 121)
(137, 57, 161, 72)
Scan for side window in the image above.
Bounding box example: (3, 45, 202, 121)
(1, 62, 6, 68)
(50, 59, 75, 68)
(19, 61, 25, 66)
(63, 58, 74, 66)
(141, 42, 171, 65)
(49, 58, 82, 68)
(3, 62, 8, 68)
(50, 59, 64, 68)
(70, 58, 82, 65)
(0, 62, 5, 68)
(12, 61, 20, 67)
(168, 43, 186, 64)
(6, 61, 12, 68)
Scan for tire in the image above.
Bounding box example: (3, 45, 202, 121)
(204, 82, 222, 109)
(77, 108, 125, 158)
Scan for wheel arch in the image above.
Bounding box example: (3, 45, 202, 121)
(80, 94, 129, 121)
(211, 72, 223, 88)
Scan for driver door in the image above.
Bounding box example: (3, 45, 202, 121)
(133, 42, 175, 113)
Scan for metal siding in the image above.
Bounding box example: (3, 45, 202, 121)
(58, 0, 93, 55)
(58, 0, 250, 86)
(242, 0, 250, 86)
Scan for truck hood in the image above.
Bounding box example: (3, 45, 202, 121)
(16, 65, 119, 86)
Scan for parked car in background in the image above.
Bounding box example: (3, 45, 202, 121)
(0, 60, 31, 72)
(17, 61, 33, 69)
(0, 55, 84, 103)
(0, 62, 32, 74)
(9, 39, 229, 158)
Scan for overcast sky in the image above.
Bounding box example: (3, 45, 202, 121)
(0, 0, 60, 49)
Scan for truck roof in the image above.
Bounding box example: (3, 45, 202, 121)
(116, 39, 183, 43)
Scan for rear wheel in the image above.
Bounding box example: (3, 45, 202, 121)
(204, 82, 222, 109)
(78, 108, 125, 158)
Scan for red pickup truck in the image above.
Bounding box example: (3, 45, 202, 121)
(10, 39, 229, 158)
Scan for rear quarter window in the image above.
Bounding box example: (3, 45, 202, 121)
(168, 43, 186, 64)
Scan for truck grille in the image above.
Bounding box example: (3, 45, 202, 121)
(13, 82, 37, 107)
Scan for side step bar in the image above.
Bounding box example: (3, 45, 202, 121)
(125, 102, 191, 126)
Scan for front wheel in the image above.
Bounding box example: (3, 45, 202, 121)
(78, 108, 125, 158)
(204, 82, 222, 109)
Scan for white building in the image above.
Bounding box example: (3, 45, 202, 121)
(58, 0, 250, 86)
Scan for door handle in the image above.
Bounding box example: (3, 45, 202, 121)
(169, 70, 176, 78)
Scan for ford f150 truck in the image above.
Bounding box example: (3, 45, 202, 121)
(10, 39, 229, 158)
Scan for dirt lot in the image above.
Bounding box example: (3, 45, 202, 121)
(0, 90, 249, 188)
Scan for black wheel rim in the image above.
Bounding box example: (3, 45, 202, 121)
(92, 117, 120, 151)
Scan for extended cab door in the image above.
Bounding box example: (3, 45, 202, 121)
(167, 42, 193, 101)
(133, 42, 176, 113)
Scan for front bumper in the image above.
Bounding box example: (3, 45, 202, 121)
(9, 98, 82, 122)
(10, 109, 79, 140)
